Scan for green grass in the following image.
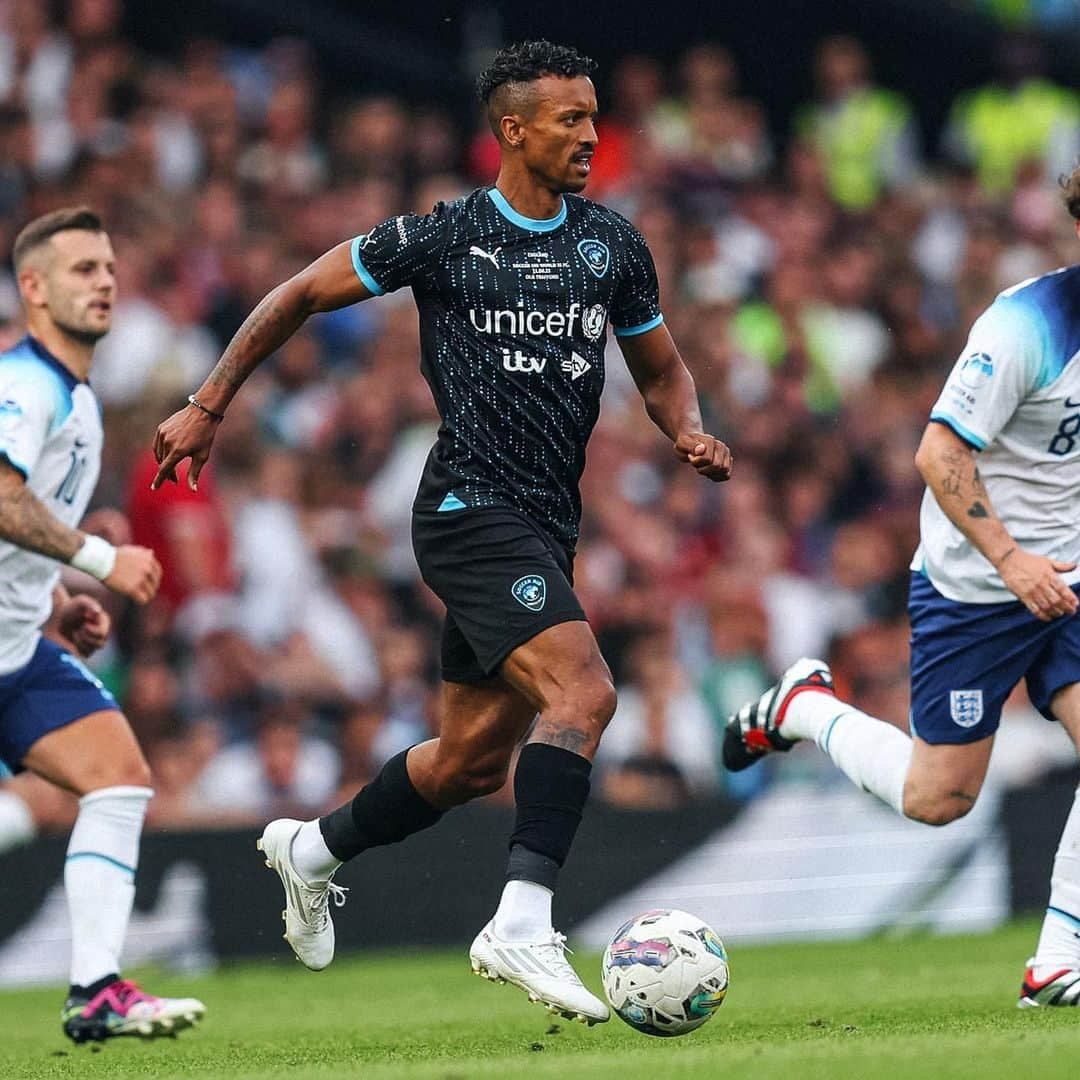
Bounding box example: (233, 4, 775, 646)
(2, 921, 1079, 1079)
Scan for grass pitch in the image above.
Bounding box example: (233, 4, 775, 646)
(2, 920, 1079, 1080)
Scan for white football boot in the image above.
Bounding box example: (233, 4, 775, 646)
(257, 818, 347, 971)
(470, 919, 609, 1025)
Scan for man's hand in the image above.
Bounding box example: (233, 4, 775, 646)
(56, 594, 111, 657)
(152, 406, 218, 491)
(104, 545, 162, 604)
(996, 547, 1079, 621)
(674, 432, 733, 481)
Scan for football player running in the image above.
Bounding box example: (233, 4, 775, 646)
(152, 41, 732, 1025)
(0, 208, 205, 1041)
(726, 164, 1080, 1009)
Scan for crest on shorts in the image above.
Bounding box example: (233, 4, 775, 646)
(577, 239, 610, 279)
(949, 689, 983, 728)
(512, 574, 547, 612)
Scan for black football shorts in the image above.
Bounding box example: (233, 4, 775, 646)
(411, 506, 587, 684)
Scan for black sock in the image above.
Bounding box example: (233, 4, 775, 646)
(319, 748, 443, 862)
(507, 743, 592, 890)
(69, 972, 118, 1000)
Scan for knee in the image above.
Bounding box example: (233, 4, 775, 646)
(554, 668, 617, 729)
(81, 751, 152, 795)
(901, 787, 975, 826)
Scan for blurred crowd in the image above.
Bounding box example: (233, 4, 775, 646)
(3, 1, 1079, 827)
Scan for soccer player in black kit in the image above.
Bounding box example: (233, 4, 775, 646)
(153, 41, 732, 1024)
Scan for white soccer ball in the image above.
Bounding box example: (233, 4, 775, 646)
(601, 908, 729, 1037)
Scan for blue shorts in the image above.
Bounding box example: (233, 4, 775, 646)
(0, 637, 118, 771)
(908, 572, 1080, 745)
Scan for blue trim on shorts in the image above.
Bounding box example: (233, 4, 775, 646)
(0, 637, 118, 771)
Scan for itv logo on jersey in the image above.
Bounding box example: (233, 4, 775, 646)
(502, 349, 548, 374)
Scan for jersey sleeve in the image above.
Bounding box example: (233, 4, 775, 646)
(611, 225, 664, 337)
(349, 204, 449, 295)
(929, 296, 1043, 450)
(0, 364, 58, 478)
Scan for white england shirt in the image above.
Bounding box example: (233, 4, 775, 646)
(912, 265, 1080, 604)
(0, 336, 103, 674)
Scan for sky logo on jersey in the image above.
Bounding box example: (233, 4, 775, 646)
(959, 352, 994, 391)
(561, 352, 591, 381)
(949, 689, 983, 728)
(512, 575, 547, 612)
(577, 238, 610, 279)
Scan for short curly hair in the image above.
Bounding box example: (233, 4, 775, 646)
(1061, 162, 1080, 222)
(476, 40, 596, 104)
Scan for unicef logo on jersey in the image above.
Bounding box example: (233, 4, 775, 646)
(577, 239, 610, 279)
(511, 575, 547, 612)
(949, 689, 983, 729)
(959, 352, 994, 391)
(582, 304, 606, 342)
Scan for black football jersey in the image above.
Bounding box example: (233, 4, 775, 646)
(351, 186, 663, 550)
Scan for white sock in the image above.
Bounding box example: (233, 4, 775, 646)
(291, 819, 342, 882)
(493, 880, 553, 941)
(0, 789, 35, 853)
(65, 785, 152, 989)
(1032, 783, 1080, 975)
(782, 691, 911, 816)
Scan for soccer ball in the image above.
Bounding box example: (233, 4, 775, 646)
(601, 908, 729, 1037)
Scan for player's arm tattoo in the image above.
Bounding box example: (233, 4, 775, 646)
(0, 470, 83, 562)
(205, 286, 309, 401)
(935, 446, 994, 520)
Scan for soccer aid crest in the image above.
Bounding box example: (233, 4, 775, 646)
(511, 575, 547, 612)
(577, 239, 610, 279)
(949, 689, 983, 728)
(959, 352, 994, 390)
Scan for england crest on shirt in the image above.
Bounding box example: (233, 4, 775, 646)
(949, 689, 983, 728)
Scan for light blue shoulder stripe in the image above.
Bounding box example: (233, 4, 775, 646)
(613, 314, 664, 337)
(929, 411, 986, 450)
(487, 188, 567, 232)
(350, 236, 385, 296)
(0, 350, 73, 435)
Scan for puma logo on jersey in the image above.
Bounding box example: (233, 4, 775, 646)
(470, 245, 502, 269)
